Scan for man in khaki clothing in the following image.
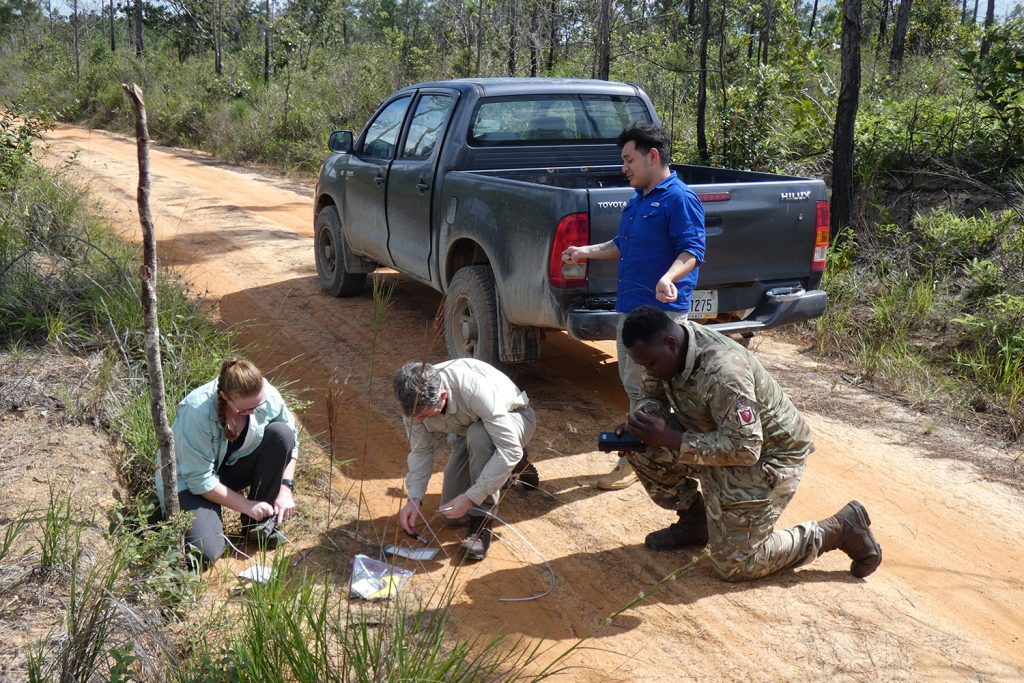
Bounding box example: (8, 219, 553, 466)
(619, 306, 882, 581)
(394, 359, 536, 561)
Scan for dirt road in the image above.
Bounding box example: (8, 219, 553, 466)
(43, 125, 1024, 681)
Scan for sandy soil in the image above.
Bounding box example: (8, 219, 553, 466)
(37, 124, 1024, 681)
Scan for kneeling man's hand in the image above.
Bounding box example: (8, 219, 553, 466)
(400, 499, 421, 535)
(626, 411, 682, 450)
(439, 494, 473, 520)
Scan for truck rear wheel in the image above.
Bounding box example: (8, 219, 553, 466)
(315, 206, 367, 297)
(445, 265, 499, 365)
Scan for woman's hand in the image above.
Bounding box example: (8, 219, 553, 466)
(400, 499, 421, 535)
(274, 487, 295, 525)
(247, 500, 275, 521)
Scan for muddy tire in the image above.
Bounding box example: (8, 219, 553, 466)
(315, 206, 367, 297)
(444, 265, 499, 365)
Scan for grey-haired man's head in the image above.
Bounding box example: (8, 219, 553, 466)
(394, 362, 443, 417)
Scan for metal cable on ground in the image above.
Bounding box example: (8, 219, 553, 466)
(472, 506, 556, 603)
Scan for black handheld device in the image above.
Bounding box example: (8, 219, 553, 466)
(597, 431, 644, 452)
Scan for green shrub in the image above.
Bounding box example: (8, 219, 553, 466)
(717, 64, 789, 171)
(961, 18, 1024, 164)
(913, 207, 1007, 269)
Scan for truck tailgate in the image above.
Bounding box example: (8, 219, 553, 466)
(586, 180, 823, 300)
(585, 185, 636, 295)
(696, 180, 820, 287)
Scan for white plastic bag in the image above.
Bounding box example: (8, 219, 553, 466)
(349, 554, 414, 600)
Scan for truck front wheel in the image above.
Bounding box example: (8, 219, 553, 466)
(315, 206, 367, 297)
(445, 265, 499, 365)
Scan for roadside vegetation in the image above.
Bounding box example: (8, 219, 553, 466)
(1, 110, 563, 680)
(0, 0, 1022, 675)
(2, 0, 1019, 441)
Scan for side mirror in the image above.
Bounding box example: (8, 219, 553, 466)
(328, 130, 354, 153)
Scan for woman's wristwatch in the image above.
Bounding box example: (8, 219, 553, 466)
(281, 478, 296, 493)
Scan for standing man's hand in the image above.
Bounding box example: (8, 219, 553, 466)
(562, 245, 586, 264)
(655, 277, 678, 303)
(626, 411, 683, 450)
(439, 494, 473, 520)
(400, 499, 421, 535)
(274, 487, 295, 525)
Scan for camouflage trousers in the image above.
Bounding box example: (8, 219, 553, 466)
(625, 446, 825, 582)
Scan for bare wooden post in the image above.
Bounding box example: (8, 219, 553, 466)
(123, 83, 179, 517)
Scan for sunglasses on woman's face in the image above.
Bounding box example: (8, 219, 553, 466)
(227, 396, 266, 415)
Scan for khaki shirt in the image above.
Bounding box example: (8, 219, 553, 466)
(641, 321, 814, 468)
(404, 358, 530, 504)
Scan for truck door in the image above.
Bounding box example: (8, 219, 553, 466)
(343, 95, 411, 260)
(385, 91, 457, 280)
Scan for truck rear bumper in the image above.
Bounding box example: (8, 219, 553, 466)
(567, 288, 828, 341)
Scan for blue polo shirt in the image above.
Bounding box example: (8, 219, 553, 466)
(612, 171, 706, 313)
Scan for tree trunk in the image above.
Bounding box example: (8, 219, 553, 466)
(72, 0, 80, 78)
(263, 0, 271, 84)
(876, 0, 890, 53)
(972, 0, 978, 23)
(134, 0, 143, 57)
(759, 0, 773, 65)
(808, 0, 819, 36)
(546, 0, 556, 71)
(109, 0, 116, 51)
(213, 0, 223, 76)
(696, 0, 710, 164)
(980, 0, 995, 56)
(476, 0, 485, 76)
(122, 83, 179, 519)
(888, 0, 911, 75)
(960, 0, 967, 24)
(832, 0, 862, 234)
(529, 0, 539, 76)
(596, 0, 611, 79)
(508, 0, 518, 76)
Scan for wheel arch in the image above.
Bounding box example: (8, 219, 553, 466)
(444, 238, 492, 288)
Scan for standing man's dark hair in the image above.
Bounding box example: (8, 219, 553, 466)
(617, 122, 672, 166)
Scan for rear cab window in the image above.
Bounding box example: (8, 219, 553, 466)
(469, 95, 653, 146)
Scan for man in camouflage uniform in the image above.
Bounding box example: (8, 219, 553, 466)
(619, 306, 882, 582)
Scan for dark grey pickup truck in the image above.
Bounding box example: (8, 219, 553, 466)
(314, 78, 830, 364)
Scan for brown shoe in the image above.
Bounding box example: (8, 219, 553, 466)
(460, 516, 494, 561)
(596, 460, 638, 490)
(644, 493, 709, 550)
(819, 500, 882, 578)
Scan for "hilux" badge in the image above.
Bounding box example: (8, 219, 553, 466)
(780, 191, 811, 201)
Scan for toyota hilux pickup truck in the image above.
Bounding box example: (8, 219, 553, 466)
(313, 78, 829, 364)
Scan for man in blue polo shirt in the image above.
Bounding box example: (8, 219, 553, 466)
(562, 122, 706, 490)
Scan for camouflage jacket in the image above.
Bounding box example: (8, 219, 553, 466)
(640, 321, 814, 468)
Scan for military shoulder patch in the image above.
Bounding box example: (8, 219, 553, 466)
(736, 397, 756, 425)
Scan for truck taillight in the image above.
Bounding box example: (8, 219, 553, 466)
(549, 212, 589, 288)
(812, 200, 829, 272)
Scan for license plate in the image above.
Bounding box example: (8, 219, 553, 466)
(688, 289, 718, 320)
